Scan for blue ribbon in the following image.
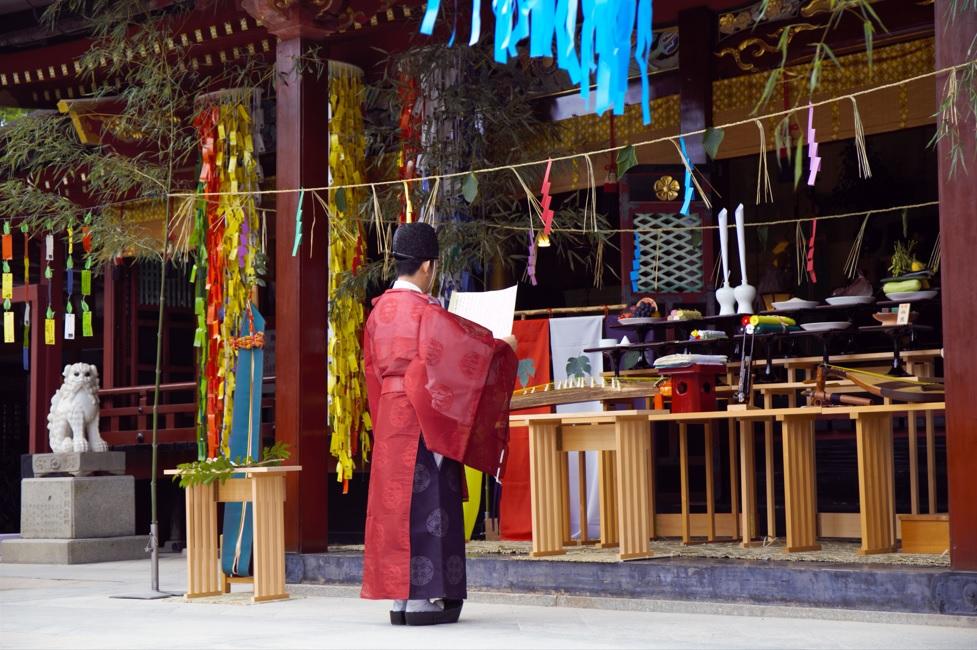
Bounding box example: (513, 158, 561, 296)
(420, 0, 442, 35)
(679, 136, 694, 215)
(579, 0, 597, 103)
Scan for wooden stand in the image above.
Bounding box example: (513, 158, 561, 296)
(165, 466, 302, 603)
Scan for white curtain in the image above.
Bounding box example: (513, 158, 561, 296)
(549, 315, 604, 540)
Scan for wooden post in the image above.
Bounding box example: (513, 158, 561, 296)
(679, 423, 690, 544)
(528, 421, 565, 557)
(704, 423, 716, 541)
(854, 412, 897, 555)
(243, 0, 331, 553)
(739, 419, 760, 547)
(780, 414, 820, 553)
(935, 0, 977, 570)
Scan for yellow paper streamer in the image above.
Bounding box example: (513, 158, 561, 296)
(326, 63, 371, 489)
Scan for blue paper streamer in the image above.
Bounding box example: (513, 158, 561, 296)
(420, 0, 442, 35)
(448, 0, 459, 46)
(494, 0, 514, 63)
(66, 268, 74, 296)
(679, 137, 694, 215)
(509, 0, 532, 57)
(470, 0, 482, 45)
(579, 0, 597, 102)
(529, 0, 554, 57)
(555, 0, 580, 83)
(635, 0, 653, 124)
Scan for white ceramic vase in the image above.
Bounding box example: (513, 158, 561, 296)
(733, 204, 756, 315)
(716, 208, 736, 316)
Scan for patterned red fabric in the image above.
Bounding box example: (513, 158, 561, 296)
(361, 289, 517, 599)
(500, 318, 551, 541)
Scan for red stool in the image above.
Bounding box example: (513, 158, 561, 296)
(657, 364, 725, 413)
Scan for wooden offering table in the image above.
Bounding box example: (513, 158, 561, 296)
(511, 411, 661, 561)
(827, 404, 945, 555)
(164, 465, 302, 602)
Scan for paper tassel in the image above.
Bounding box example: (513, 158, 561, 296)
(849, 97, 872, 179)
(806, 104, 821, 186)
(540, 159, 555, 237)
(755, 120, 773, 204)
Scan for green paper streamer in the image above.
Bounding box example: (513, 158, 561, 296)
(462, 173, 479, 203)
(703, 127, 725, 160)
(82, 311, 93, 337)
(81, 270, 91, 295)
(616, 145, 638, 178)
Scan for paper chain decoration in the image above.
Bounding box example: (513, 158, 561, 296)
(326, 65, 372, 493)
(421, 0, 656, 124)
(192, 98, 263, 459)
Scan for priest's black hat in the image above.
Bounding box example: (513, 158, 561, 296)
(392, 222, 439, 261)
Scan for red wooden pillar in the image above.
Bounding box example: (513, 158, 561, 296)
(935, 0, 977, 571)
(678, 6, 716, 166)
(244, 0, 330, 553)
(29, 238, 64, 454)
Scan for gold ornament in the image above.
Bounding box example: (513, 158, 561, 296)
(654, 175, 680, 201)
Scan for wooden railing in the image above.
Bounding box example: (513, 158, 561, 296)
(99, 377, 275, 447)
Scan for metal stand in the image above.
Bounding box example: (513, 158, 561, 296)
(110, 523, 180, 600)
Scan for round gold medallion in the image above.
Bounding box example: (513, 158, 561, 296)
(654, 175, 680, 201)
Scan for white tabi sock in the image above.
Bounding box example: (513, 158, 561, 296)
(391, 599, 407, 612)
(406, 598, 445, 612)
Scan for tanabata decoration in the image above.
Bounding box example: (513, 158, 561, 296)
(2, 221, 12, 344)
(43, 226, 55, 346)
(326, 62, 371, 493)
(64, 227, 74, 340)
(80, 213, 93, 338)
(22, 225, 29, 366)
(421, 0, 656, 125)
(192, 93, 263, 459)
(806, 103, 821, 186)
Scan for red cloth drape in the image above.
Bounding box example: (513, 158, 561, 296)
(499, 318, 551, 541)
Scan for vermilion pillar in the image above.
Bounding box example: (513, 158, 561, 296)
(934, 0, 977, 571)
(244, 0, 330, 553)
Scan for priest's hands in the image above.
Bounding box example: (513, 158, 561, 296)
(502, 335, 518, 352)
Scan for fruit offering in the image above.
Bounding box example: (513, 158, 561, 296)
(620, 297, 659, 319)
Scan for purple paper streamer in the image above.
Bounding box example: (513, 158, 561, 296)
(527, 230, 538, 286)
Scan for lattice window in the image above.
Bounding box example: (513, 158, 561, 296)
(632, 212, 703, 294)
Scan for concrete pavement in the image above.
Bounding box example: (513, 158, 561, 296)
(1, 556, 975, 649)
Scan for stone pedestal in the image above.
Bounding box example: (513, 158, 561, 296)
(32, 451, 125, 477)
(0, 463, 148, 564)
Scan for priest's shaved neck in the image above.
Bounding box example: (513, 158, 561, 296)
(396, 258, 437, 294)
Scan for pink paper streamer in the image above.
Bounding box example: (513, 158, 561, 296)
(540, 159, 554, 236)
(807, 104, 821, 187)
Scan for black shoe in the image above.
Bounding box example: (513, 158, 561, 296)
(404, 601, 463, 626)
(390, 610, 406, 625)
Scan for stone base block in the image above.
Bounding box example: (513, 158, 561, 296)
(21, 475, 135, 539)
(32, 451, 126, 477)
(0, 536, 147, 564)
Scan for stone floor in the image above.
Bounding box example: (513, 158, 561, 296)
(330, 538, 951, 567)
(1, 557, 975, 649)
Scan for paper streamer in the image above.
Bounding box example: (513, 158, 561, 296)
(527, 229, 538, 286)
(432, 0, 653, 123)
(807, 103, 821, 186)
(679, 136, 694, 215)
(3, 311, 12, 343)
(22, 303, 30, 369)
(470, 0, 482, 44)
(806, 219, 818, 284)
(419, 0, 442, 35)
(540, 159, 555, 237)
(292, 188, 305, 256)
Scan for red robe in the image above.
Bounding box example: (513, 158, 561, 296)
(361, 289, 517, 599)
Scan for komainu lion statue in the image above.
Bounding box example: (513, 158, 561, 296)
(48, 363, 108, 453)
